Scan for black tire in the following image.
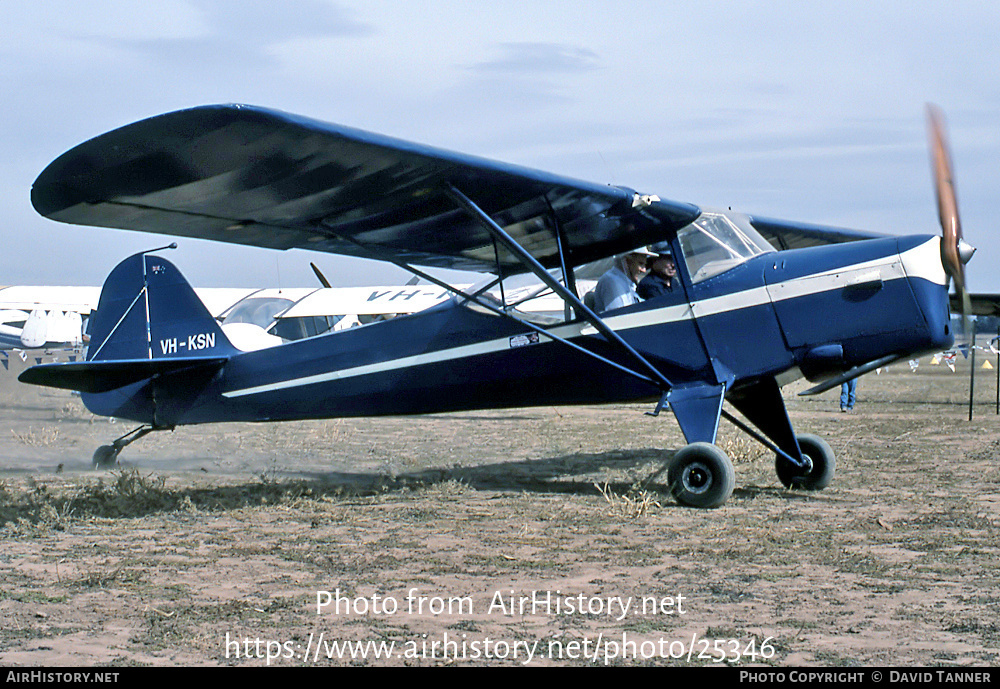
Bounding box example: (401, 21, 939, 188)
(92, 445, 120, 469)
(668, 442, 735, 508)
(776, 433, 835, 490)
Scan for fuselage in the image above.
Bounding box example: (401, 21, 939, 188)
(81, 233, 952, 427)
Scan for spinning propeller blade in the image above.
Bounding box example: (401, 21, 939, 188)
(927, 104, 975, 334)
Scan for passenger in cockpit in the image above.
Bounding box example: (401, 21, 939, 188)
(592, 247, 655, 312)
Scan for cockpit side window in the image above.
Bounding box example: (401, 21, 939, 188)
(460, 271, 573, 325)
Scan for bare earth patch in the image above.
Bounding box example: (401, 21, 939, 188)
(1, 358, 999, 666)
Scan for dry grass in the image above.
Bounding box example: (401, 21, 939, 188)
(10, 426, 60, 447)
(2, 362, 1000, 665)
(594, 481, 662, 519)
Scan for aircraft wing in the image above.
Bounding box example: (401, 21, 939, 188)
(278, 285, 460, 318)
(0, 285, 296, 321)
(191, 288, 267, 319)
(0, 286, 102, 315)
(32, 104, 701, 273)
(959, 293, 1000, 318)
(749, 216, 885, 251)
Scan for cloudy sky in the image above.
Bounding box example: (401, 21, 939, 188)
(3, 1, 999, 290)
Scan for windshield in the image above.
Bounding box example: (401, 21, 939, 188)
(222, 297, 294, 329)
(677, 210, 775, 283)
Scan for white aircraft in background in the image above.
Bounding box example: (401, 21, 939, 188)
(0, 282, 454, 351)
(0, 286, 100, 350)
(1, 235, 594, 354)
(0, 276, 590, 353)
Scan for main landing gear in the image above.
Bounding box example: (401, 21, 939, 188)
(660, 376, 839, 508)
(92, 425, 163, 468)
(775, 433, 836, 491)
(668, 443, 736, 509)
(666, 433, 836, 509)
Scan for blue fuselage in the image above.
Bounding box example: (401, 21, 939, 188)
(83, 234, 952, 427)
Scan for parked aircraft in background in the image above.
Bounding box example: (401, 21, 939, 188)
(0, 281, 483, 352)
(2, 309, 78, 350)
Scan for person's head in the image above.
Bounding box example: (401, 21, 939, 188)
(649, 253, 676, 279)
(622, 250, 652, 283)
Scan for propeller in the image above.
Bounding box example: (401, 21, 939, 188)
(927, 103, 975, 335)
(310, 262, 332, 289)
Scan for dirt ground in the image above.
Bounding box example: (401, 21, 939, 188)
(1, 352, 999, 667)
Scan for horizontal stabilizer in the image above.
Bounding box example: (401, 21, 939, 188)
(19, 357, 227, 393)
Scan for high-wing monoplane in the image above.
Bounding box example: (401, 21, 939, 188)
(19, 104, 976, 507)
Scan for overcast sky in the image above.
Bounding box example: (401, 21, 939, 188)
(3, 1, 999, 290)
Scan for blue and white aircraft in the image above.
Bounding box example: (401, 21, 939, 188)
(18, 104, 978, 507)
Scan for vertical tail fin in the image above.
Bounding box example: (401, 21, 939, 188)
(88, 251, 236, 362)
(20, 251, 234, 426)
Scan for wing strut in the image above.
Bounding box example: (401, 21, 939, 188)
(546, 195, 578, 320)
(307, 222, 665, 388)
(443, 184, 673, 392)
(796, 354, 900, 396)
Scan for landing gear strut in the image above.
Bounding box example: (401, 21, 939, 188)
(92, 425, 160, 469)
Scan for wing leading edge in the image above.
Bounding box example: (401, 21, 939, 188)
(33, 104, 700, 273)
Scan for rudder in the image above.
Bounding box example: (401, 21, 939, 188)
(88, 250, 236, 362)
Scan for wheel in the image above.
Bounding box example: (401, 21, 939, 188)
(776, 433, 835, 490)
(92, 445, 120, 469)
(668, 442, 735, 508)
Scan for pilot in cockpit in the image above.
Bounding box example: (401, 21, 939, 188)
(637, 242, 677, 300)
(592, 246, 655, 312)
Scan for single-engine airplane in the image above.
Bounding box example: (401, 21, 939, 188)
(18, 104, 979, 507)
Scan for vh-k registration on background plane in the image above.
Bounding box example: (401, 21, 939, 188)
(18, 104, 979, 508)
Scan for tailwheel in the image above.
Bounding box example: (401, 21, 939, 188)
(91, 424, 161, 470)
(776, 433, 835, 490)
(92, 445, 121, 469)
(668, 442, 735, 508)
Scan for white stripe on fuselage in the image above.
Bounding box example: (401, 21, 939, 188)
(222, 238, 945, 399)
